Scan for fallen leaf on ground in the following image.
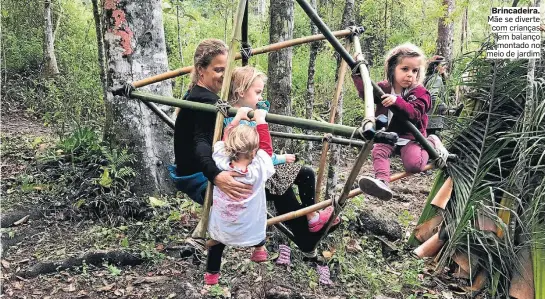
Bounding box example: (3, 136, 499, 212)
(1, 260, 10, 269)
(13, 281, 23, 290)
(97, 283, 115, 292)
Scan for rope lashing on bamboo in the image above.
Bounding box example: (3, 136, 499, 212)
(347, 25, 364, 36)
(322, 133, 333, 143)
(351, 60, 366, 74)
(240, 42, 252, 61)
(215, 99, 231, 118)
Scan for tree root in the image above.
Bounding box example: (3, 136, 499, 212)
(353, 206, 402, 241)
(0, 209, 46, 228)
(18, 250, 144, 278)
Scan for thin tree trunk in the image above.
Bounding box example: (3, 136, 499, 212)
(325, 0, 354, 201)
(92, 0, 109, 140)
(102, 0, 174, 195)
(460, 5, 468, 54)
(304, 0, 320, 163)
(53, 0, 62, 41)
(43, 0, 59, 76)
(268, 0, 294, 151)
(176, 3, 185, 93)
(436, 0, 455, 63)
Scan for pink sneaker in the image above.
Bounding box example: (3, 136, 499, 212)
(308, 207, 341, 233)
(250, 249, 268, 263)
(204, 272, 220, 285)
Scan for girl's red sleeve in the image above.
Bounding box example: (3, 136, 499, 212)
(391, 88, 431, 123)
(256, 124, 273, 157)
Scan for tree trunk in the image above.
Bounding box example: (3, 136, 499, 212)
(303, 0, 320, 163)
(91, 0, 109, 139)
(436, 0, 455, 63)
(253, 0, 266, 17)
(176, 4, 185, 94)
(268, 0, 294, 152)
(43, 0, 59, 76)
(102, 0, 174, 195)
(325, 0, 354, 201)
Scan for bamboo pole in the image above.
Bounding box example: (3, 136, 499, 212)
(315, 43, 351, 202)
(132, 29, 354, 88)
(130, 90, 364, 139)
(194, 0, 248, 238)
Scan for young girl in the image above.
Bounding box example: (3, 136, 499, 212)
(225, 66, 340, 234)
(352, 43, 448, 201)
(205, 107, 275, 285)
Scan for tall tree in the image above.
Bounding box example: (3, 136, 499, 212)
(102, 0, 173, 195)
(303, 0, 321, 162)
(436, 0, 454, 63)
(91, 0, 108, 133)
(268, 0, 294, 151)
(43, 0, 59, 76)
(325, 0, 354, 201)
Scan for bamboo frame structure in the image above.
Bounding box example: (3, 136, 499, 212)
(125, 0, 449, 248)
(131, 29, 355, 89)
(315, 42, 351, 202)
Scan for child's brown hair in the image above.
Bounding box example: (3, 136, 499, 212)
(384, 43, 426, 87)
(224, 125, 259, 161)
(228, 66, 267, 106)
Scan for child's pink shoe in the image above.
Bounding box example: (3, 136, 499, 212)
(308, 207, 341, 233)
(250, 249, 268, 262)
(204, 272, 220, 285)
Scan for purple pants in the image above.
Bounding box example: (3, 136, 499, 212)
(372, 139, 436, 182)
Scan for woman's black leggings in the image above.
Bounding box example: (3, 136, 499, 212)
(206, 240, 266, 273)
(266, 166, 322, 253)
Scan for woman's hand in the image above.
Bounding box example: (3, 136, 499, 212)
(213, 171, 253, 200)
(284, 154, 296, 163)
(253, 109, 268, 124)
(381, 94, 397, 107)
(233, 107, 253, 125)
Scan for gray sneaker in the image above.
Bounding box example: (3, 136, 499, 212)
(358, 176, 393, 201)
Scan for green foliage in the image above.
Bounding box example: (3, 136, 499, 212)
(2, 0, 103, 134)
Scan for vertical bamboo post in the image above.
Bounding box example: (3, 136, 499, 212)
(194, 0, 248, 238)
(315, 43, 351, 202)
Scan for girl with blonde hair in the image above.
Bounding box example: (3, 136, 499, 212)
(205, 107, 275, 285)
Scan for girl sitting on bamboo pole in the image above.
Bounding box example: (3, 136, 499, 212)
(352, 43, 449, 201)
(205, 107, 274, 285)
(225, 66, 337, 284)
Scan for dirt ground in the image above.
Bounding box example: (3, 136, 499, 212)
(0, 109, 468, 299)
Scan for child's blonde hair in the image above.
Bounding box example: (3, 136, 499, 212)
(224, 125, 259, 161)
(384, 43, 426, 87)
(228, 66, 267, 106)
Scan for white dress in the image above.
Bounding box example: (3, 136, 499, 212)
(208, 141, 275, 247)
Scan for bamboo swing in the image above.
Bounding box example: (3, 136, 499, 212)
(118, 0, 447, 251)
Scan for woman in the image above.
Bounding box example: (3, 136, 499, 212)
(424, 55, 448, 115)
(171, 39, 335, 257)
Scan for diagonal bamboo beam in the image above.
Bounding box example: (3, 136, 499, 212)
(193, 0, 248, 238)
(131, 29, 355, 88)
(315, 42, 351, 202)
